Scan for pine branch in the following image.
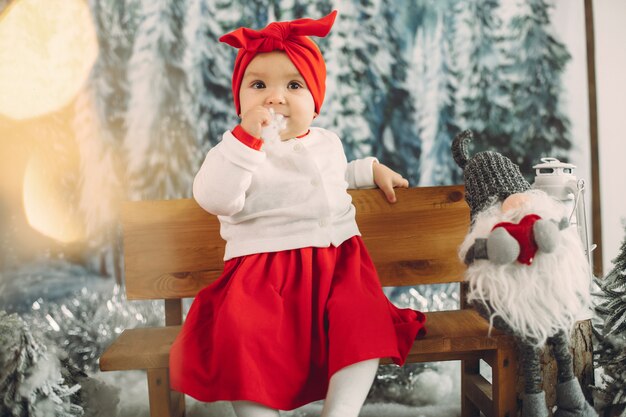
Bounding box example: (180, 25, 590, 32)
(0, 311, 83, 417)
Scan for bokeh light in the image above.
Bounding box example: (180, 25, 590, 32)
(0, 0, 98, 120)
(22, 146, 85, 244)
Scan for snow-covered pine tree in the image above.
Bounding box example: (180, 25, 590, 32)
(408, 38, 430, 185)
(322, 0, 418, 163)
(72, 0, 137, 278)
(371, 0, 422, 184)
(212, 0, 241, 30)
(0, 311, 83, 417)
(421, 1, 463, 186)
(460, 0, 511, 154)
(504, 0, 571, 175)
(302, 0, 334, 23)
(182, 0, 237, 154)
(73, 88, 124, 279)
(237, 0, 271, 30)
(396, 0, 431, 52)
(411, 2, 442, 186)
(124, 0, 199, 200)
(270, 0, 313, 20)
(91, 0, 142, 138)
(595, 230, 626, 412)
(317, 0, 374, 160)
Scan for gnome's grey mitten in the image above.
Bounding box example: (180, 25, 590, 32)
(553, 379, 598, 417)
(533, 219, 560, 253)
(487, 228, 520, 265)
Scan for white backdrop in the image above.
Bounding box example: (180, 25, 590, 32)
(595, 0, 626, 272)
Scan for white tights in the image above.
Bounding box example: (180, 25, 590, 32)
(231, 358, 380, 417)
(231, 401, 279, 417)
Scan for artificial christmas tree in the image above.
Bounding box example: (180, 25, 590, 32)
(595, 230, 626, 415)
(0, 311, 83, 417)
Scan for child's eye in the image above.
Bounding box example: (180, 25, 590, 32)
(251, 81, 265, 89)
(288, 81, 303, 90)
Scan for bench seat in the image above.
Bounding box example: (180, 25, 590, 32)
(100, 309, 511, 372)
(100, 187, 521, 417)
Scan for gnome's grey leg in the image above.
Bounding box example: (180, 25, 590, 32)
(519, 339, 549, 417)
(549, 331, 598, 417)
(472, 302, 548, 417)
(550, 330, 575, 383)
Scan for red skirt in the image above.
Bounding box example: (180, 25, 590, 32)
(169, 236, 426, 410)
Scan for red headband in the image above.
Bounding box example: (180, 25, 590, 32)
(219, 10, 337, 115)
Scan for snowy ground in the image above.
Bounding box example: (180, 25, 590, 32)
(94, 362, 462, 417)
(90, 363, 609, 416)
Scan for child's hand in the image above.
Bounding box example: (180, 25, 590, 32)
(240, 106, 272, 138)
(372, 162, 409, 203)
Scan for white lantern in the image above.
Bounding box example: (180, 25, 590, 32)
(532, 157, 593, 270)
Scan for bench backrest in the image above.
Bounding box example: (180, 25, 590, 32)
(121, 186, 470, 320)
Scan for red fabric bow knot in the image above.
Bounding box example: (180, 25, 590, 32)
(221, 14, 336, 52)
(221, 24, 288, 53)
(220, 11, 337, 115)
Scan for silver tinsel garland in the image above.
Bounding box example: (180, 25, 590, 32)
(1, 259, 459, 408)
(26, 284, 164, 373)
(0, 260, 165, 373)
(385, 283, 461, 312)
(368, 283, 460, 405)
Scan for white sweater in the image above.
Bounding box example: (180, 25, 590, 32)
(193, 127, 378, 260)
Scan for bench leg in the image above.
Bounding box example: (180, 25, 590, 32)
(147, 368, 186, 417)
(461, 358, 482, 417)
(491, 347, 518, 417)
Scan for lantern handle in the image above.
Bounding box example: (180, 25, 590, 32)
(568, 179, 585, 224)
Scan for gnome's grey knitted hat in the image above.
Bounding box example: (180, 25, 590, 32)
(452, 130, 531, 218)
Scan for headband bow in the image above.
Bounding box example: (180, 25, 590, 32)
(220, 12, 337, 53)
(220, 11, 337, 115)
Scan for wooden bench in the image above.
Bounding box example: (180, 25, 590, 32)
(99, 185, 519, 417)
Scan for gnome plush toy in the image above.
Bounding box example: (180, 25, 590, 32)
(452, 130, 597, 417)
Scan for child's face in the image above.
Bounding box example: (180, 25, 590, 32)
(240, 51, 316, 140)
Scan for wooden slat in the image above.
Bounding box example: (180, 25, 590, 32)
(122, 185, 469, 300)
(490, 347, 519, 417)
(146, 368, 184, 417)
(100, 310, 512, 371)
(462, 359, 482, 417)
(164, 299, 182, 326)
(353, 186, 469, 286)
(122, 199, 224, 300)
(99, 326, 180, 371)
(404, 309, 509, 360)
(170, 389, 185, 417)
(584, 0, 603, 277)
(464, 374, 494, 417)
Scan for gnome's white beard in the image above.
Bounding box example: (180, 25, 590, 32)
(458, 190, 592, 345)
